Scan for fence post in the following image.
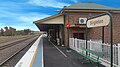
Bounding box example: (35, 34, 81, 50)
(72, 38, 74, 49)
(74, 38, 77, 51)
(118, 43, 120, 67)
(89, 40, 92, 57)
(69, 38, 70, 48)
(84, 40, 86, 49)
(89, 40, 92, 50)
(113, 45, 115, 65)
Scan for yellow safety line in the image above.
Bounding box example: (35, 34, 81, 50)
(29, 47, 38, 67)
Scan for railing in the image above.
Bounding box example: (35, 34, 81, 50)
(69, 38, 120, 67)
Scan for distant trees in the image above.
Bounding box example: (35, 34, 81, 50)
(0, 26, 16, 36)
(0, 28, 4, 36)
(16, 29, 31, 35)
(9, 27, 16, 36)
(0, 26, 32, 36)
(4, 26, 16, 36)
(23, 29, 31, 35)
(4, 26, 9, 36)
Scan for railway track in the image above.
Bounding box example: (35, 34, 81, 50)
(0, 35, 37, 50)
(0, 36, 38, 67)
(0, 38, 32, 50)
(0, 35, 35, 44)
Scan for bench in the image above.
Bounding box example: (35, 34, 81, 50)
(78, 48, 104, 67)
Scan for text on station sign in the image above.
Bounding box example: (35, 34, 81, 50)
(87, 15, 110, 28)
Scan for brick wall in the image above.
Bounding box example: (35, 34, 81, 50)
(64, 12, 120, 46)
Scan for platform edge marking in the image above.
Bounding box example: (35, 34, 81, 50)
(29, 46, 38, 67)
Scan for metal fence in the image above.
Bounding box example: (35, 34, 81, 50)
(69, 38, 120, 67)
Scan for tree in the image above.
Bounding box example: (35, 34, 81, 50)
(4, 26, 9, 36)
(12, 28, 16, 36)
(3, 26, 16, 36)
(24, 29, 31, 35)
(9, 27, 16, 36)
(0, 28, 4, 36)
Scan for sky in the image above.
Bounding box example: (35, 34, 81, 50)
(0, 0, 120, 31)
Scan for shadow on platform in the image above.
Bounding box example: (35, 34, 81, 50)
(43, 37, 105, 67)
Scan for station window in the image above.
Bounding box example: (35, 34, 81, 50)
(73, 33, 84, 39)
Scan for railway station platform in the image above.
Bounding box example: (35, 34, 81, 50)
(15, 35, 105, 67)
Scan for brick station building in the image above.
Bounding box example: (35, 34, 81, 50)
(34, 3, 120, 46)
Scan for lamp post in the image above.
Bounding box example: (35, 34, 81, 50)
(66, 23, 71, 52)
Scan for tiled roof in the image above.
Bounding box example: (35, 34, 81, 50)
(63, 3, 120, 10)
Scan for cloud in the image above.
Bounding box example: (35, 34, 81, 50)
(0, 7, 50, 23)
(0, 9, 50, 30)
(71, 0, 78, 3)
(19, 16, 39, 24)
(10, 25, 39, 31)
(18, 13, 50, 24)
(0, 23, 4, 25)
(0, 1, 52, 31)
(28, 0, 70, 8)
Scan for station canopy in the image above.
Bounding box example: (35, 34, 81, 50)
(33, 14, 64, 31)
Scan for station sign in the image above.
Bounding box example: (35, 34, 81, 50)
(87, 14, 110, 28)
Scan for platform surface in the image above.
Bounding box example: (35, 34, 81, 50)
(43, 37, 105, 67)
(15, 35, 105, 67)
